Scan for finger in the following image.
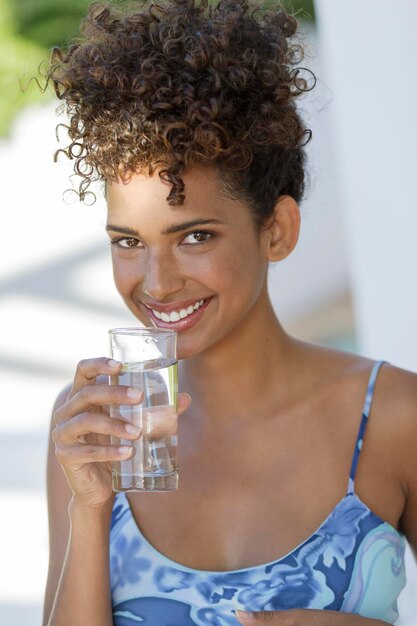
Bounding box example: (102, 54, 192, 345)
(55, 384, 143, 424)
(143, 395, 190, 440)
(53, 412, 142, 444)
(235, 611, 276, 624)
(178, 392, 192, 416)
(68, 357, 123, 399)
(144, 405, 177, 441)
(55, 443, 134, 466)
(235, 610, 344, 625)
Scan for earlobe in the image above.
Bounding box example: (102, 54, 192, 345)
(266, 195, 300, 262)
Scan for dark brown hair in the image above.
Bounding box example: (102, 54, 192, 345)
(47, 0, 314, 225)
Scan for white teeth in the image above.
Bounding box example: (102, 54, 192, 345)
(151, 299, 206, 323)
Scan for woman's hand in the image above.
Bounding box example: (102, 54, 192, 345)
(52, 357, 190, 510)
(235, 609, 389, 626)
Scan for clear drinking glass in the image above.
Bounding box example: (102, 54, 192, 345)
(109, 327, 178, 492)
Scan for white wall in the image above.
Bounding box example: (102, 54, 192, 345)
(314, 0, 417, 372)
(269, 24, 351, 326)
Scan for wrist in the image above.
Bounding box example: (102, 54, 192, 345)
(69, 495, 115, 525)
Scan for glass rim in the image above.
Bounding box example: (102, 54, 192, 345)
(109, 326, 177, 337)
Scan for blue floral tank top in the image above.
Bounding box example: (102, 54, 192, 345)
(109, 360, 406, 625)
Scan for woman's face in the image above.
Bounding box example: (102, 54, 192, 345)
(106, 166, 271, 359)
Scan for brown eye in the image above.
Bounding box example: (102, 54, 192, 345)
(182, 231, 214, 245)
(122, 238, 140, 248)
(111, 237, 142, 248)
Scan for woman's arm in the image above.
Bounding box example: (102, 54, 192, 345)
(42, 358, 141, 626)
(43, 358, 191, 626)
(43, 382, 116, 626)
(43, 385, 73, 624)
(46, 497, 114, 626)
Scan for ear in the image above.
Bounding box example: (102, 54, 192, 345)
(262, 195, 300, 262)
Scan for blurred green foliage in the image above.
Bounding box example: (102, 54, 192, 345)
(0, 0, 45, 136)
(9, 0, 92, 49)
(269, 0, 315, 20)
(0, 0, 314, 138)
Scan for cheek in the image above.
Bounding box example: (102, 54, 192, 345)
(211, 245, 265, 296)
(111, 254, 141, 297)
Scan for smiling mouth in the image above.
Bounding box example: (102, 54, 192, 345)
(149, 299, 205, 323)
(142, 297, 210, 324)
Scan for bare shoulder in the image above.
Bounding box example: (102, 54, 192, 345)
(46, 374, 110, 530)
(291, 337, 375, 385)
(295, 338, 417, 404)
(46, 382, 73, 515)
(372, 362, 417, 457)
(301, 343, 417, 533)
(376, 362, 417, 475)
(47, 382, 73, 527)
(376, 361, 417, 415)
(53, 382, 72, 413)
(294, 339, 417, 465)
(320, 348, 417, 445)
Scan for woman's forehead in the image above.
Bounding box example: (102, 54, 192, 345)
(106, 167, 243, 216)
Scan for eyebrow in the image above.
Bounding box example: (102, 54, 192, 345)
(106, 218, 225, 237)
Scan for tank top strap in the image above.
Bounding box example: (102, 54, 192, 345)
(346, 360, 387, 495)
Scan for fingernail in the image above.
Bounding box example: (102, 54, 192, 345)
(127, 388, 143, 400)
(118, 445, 133, 456)
(235, 611, 255, 622)
(108, 359, 121, 368)
(124, 423, 141, 436)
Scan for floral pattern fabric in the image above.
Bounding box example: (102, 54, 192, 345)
(109, 361, 406, 625)
(110, 492, 405, 625)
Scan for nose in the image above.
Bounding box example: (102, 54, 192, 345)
(141, 249, 185, 301)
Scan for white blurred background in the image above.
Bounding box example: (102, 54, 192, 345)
(0, 1, 416, 624)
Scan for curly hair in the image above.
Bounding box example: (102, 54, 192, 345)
(46, 0, 314, 225)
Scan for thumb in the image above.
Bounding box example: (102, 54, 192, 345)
(177, 392, 192, 415)
(235, 611, 277, 624)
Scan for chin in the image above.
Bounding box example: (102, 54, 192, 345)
(177, 342, 202, 361)
(176, 332, 215, 360)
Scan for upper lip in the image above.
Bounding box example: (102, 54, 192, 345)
(141, 297, 209, 313)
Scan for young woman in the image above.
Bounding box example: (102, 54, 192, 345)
(43, 1, 417, 625)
